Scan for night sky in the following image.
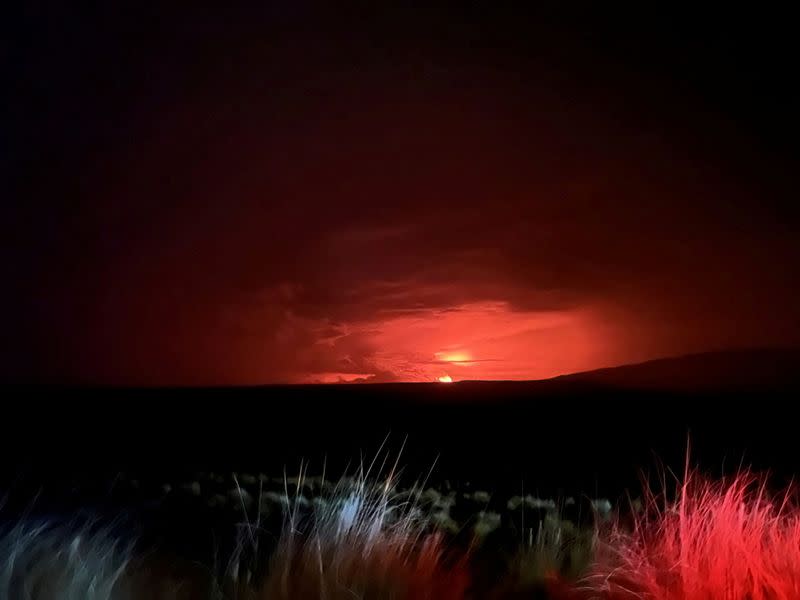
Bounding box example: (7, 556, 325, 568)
(4, 4, 800, 384)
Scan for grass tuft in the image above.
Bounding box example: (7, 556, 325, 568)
(0, 517, 133, 600)
(584, 469, 800, 600)
(223, 460, 470, 599)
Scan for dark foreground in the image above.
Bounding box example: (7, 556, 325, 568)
(1, 350, 800, 598)
(4, 349, 800, 497)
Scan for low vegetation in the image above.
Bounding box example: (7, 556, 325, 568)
(3, 464, 799, 599)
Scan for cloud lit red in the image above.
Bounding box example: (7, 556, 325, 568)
(5, 15, 800, 386)
(293, 301, 619, 384)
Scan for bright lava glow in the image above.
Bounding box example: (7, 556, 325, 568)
(435, 351, 473, 364)
(437, 375, 453, 383)
(296, 301, 624, 383)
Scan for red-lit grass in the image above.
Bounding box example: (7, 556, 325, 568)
(583, 469, 800, 600)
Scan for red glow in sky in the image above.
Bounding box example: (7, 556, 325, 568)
(297, 302, 616, 383)
(27, 76, 797, 386)
(6, 9, 800, 386)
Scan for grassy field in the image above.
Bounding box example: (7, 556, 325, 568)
(3, 459, 799, 600)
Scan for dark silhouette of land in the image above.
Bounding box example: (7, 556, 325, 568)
(3, 348, 799, 498)
(552, 347, 800, 391)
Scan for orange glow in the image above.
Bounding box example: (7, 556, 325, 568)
(435, 351, 473, 365)
(291, 300, 633, 383)
(367, 302, 615, 381)
(310, 372, 374, 384)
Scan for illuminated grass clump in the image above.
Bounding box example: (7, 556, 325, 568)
(584, 469, 800, 600)
(0, 519, 132, 600)
(221, 468, 470, 600)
